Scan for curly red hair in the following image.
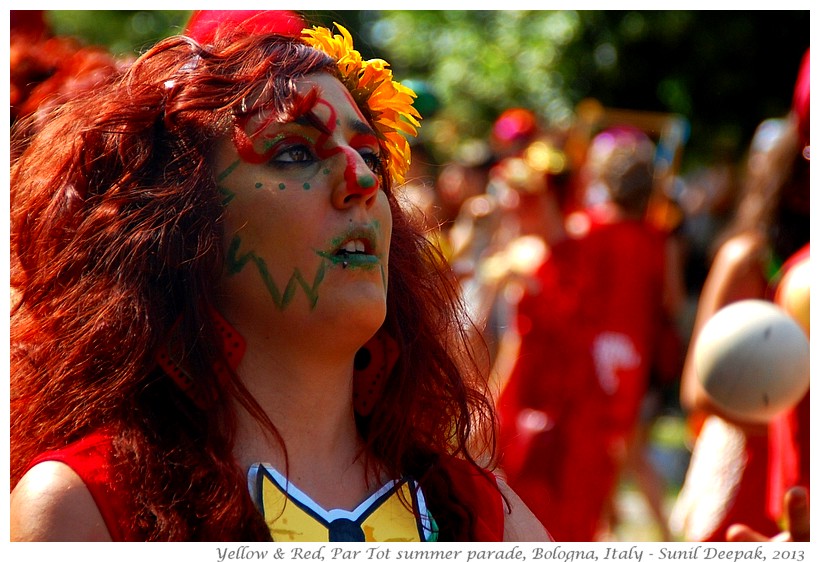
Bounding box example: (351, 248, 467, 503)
(11, 30, 496, 541)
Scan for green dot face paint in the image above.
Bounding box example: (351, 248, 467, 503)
(358, 175, 376, 189)
(255, 183, 263, 189)
(302, 183, 311, 190)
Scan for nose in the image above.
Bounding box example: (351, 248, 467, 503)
(331, 149, 380, 210)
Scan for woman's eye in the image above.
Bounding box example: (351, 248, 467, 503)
(360, 150, 384, 174)
(270, 145, 316, 166)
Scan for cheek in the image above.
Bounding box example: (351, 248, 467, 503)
(378, 195, 394, 246)
(222, 185, 289, 239)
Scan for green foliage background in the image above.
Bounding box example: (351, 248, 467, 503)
(44, 10, 808, 170)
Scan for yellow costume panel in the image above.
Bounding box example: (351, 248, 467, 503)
(248, 463, 437, 541)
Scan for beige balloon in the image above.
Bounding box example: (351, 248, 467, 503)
(694, 299, 810, 423)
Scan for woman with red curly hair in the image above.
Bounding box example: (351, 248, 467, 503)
(10, 11, 547, 542)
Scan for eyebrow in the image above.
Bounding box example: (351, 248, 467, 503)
(294, 113, 379, 144)
(349, 118, 378, 139)
(295, 113, 331, 135)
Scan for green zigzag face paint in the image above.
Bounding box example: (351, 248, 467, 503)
(226, 235, 326, 311)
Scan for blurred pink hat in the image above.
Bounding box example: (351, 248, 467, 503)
(492, 108, 538, 144)
(792, 49, 809, 146)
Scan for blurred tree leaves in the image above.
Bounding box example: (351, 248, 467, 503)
(44, 10, 808, 169)
(362, 10, 808, 167)
(46, 10, 191, 57)
(555, 11, 808, 168)
(359, 11, 581, 152)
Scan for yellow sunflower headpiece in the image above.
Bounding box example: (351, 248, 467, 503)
(302, 23, 421, 186)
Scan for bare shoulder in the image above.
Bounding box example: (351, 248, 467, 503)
(700, 232, 770, 310)
(713, 232, 768, 278)
(10, 461, 112, 541)
(496, 477, 552, 542)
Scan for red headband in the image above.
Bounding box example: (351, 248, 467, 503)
(185, 10, 306, 43)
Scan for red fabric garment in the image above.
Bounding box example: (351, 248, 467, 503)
(500, 395, 615, 542)
(768, 393, 810, 520)
(185, 10, 306, 43)
(704, 431, 782, 542)
(498, 212, 670, 541)
(438, 457, 505, 541)
(498, 237, 593, 434)
(581, 212, 668, 438)
(29, 432, 133, 541)
(768, 243, 810, 520)
(28, 434, 506, 542)
(497, 236, 609, 541)
(792, 49, 810, 147)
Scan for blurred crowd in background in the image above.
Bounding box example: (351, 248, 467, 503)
(10, 10, 810, 542)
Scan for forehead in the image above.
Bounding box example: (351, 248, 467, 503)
(240, 72, 372, 137)
(295, 72, 370, 125)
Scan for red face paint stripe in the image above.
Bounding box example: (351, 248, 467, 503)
(292, 89, 320, 121)
(233, 115, 273, 165)
(312, 98, 380, 195)
(233, 90, 321, 165)
(230, 88, 379, 194)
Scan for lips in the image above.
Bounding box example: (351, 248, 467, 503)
(339, 239, 369, 255)
(317, 226, 381, 268)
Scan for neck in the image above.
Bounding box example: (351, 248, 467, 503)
(213, 291, 386, 507)
(229, 325, 377, 506)
(234, 336, 381, 510)
(234, 324, 358, 452)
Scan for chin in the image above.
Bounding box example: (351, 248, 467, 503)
(320, 291, 387, 336)
(346, 299, 388, 335)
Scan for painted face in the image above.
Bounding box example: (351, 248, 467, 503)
(214, 72, 392, 343)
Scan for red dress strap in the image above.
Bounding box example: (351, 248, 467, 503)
(30, 432, 132, 541)
(439, 457, 505, 541)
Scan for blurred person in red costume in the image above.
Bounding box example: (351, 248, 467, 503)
(579, 127, 685, 541)
(496, 126, 683, 541)
(493, 140, 602, 542)
(10, 10, 122, 147)
(764, 49, 810, 534)
(10, 10, 548, 542)
(580, 126, 685, 452)
(672, 49, 810, 543)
